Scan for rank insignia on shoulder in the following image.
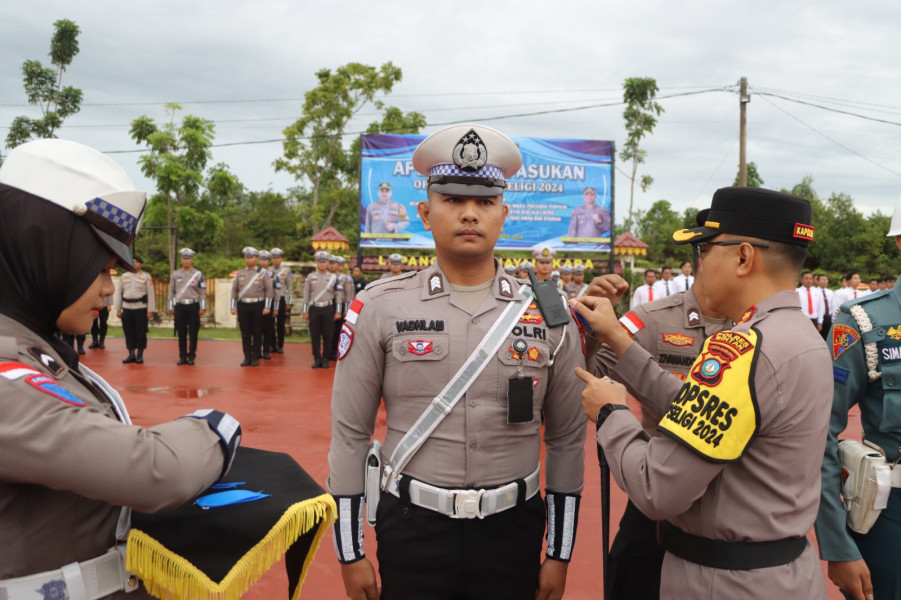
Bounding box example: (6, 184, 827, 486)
(337, 324, 354, 360)
(429, 274, 445, 295)
(346, 298, 365, 325)
(832, 324, 860, 361)
(833, 366, 849, 384)
(619, 312, 645, 337)
(499, 278, 513, 298)
(27, 346, 64, 376)
(663, 333, 695, 347)
(408, 340, 433, 356)
(687, 309, 701, 327)
(888, 326, 901, 341)
(736, 306, 757, 324)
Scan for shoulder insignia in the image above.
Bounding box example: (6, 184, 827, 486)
(887, 326, 901, 341)
(429, 274, 445, 295)
(662, 333, 695, 347)
(337, 324, 354, 360)
(346, 298, 365, 325)
(0, 361, 41, 381)
(619, 312, 645, 337)
(833, 366, 849, 384)
(657, 328, 760, 462)
(832, 324, 860, 360)
(736, 306, 757, 324)
(0, 362, 84, 406)
(687, 308, 701, 327)
(27, 346, 64, 376)
(499, 278, 513, 298)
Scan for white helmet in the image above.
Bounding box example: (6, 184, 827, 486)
(0, 139, 146, 271)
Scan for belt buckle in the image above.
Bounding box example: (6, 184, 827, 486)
(452, 489, 486, 519)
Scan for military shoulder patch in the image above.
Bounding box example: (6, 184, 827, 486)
(657, 328, 761, 462)
(832, 324, 860, 361)
(833, 366, 849, 384)
(0, 362, 85, 406)
(337, 324, 354, 360)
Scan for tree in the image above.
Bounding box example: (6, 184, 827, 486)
(633, 199, 693, 265)
(733, 161, 764, 187)
(274, 62, 409, 234)
(5, 19, 83, 150)
(130, 104, 218, 271)
(620, 77, 664, 232)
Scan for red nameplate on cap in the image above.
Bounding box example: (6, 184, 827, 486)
(793, 223, 814, 241)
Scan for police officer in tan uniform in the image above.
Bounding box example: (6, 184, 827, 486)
(380, 253, 405, 279)
(271, 248, 293, 354)
(328, 256, 355, 361)
(328, 124, 587, 600)
(532, 246, 556, 281)
(587, 271, 731, 599)
(167, 248, 206, 365)
(114, 254, 155, 364)
(302, 250, 343, 368)
(230, 247, 274, 367)
(0, 139, 241, 599)
(258, 250, 278, 358)
(564, 264, 589, 299)
(573, 187, 832, 600)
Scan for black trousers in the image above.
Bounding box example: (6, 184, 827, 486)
(821, 313, 833, 341)
(237, 301, 263, 359)
(61, 333, 86, 349)
(308, 305, 334, 361)
(329, 317, 345, 359)
(275, 301, 288, 349)
(121, 307, 149, 351)
(375, 491, 545, 600)
(262, 309, 276, 353)
(91, 307, 109, 342)
(608, 499, 664, 600)
(174, 303, 200, 359)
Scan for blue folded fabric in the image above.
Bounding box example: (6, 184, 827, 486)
(196, 489, 270, 508)
(210, 482, 246, 490)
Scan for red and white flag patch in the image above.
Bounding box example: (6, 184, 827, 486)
(346, 298, 364, 325)
(0, 362, 40, 381)
(619, 312, 645, 337)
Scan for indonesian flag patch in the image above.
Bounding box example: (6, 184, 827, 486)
(337, 324, 354, 360)
(346, 298, 364, 325)
(619, 312, 645, 338)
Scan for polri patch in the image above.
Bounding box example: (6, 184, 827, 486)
(26, 374, 85, 406)
(690, 331, 754, 387)
(408, 340, 433, 356)
(663, 333, 695, 347)
(832, 324, 860, 361)
(337, 324, 354, 360)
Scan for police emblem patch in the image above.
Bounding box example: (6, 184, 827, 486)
(408, 340, 434, 356)
(40, 579, 68, 600)
(832, 324, 860, 361)
(26, 374, 85, 405)
(519, 312, 544, 325)
(453, 129, 488, 173)
(690, 331, 754, 387)
(337, 324, 354, 360)
(662, 333, 695, 347)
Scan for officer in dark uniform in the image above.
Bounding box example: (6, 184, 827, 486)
(815, 201, 901, 600)
(230, 247, 273, 367)
(167, 248, 206, 365)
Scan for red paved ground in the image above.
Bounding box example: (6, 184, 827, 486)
(80, 337, 849, 599)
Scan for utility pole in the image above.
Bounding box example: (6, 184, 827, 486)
(738, 77, 750, 186)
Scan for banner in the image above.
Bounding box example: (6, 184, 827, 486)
(359, 134, 613, 252)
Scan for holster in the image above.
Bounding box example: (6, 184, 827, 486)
(364, 440, 382, 526)
(839, 439, 892, 534)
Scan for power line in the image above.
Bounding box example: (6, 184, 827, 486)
(754, 91, 901, 127)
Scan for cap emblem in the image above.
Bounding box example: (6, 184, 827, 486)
(453, 129, 488, 173)
(793, 223, 814, 241)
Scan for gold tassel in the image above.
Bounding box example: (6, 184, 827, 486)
(126, 493, 337, 600)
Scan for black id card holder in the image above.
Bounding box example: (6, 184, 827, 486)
(508, 377, 534, 424)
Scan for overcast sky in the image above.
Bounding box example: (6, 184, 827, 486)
(3, 0, 901, 224)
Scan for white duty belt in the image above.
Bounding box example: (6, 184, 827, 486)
(0, 545, 138, 600)
(387, 465, 540, 519)
(380, 284, 535, 497)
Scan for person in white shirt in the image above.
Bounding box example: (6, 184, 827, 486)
(832, 271, 866, 316)
(816, 274, 834, 341)
(651, 265, 675, 298)
(796, 270, 825, 332)
(631, 268, 657, 308)
(672, 260, 694, 293)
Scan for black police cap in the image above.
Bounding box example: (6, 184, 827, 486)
(673, 187, 814, 247)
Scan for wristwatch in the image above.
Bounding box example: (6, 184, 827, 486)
(595, 403, 629, 428)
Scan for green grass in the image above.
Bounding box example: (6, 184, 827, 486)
(104, 326, 311, 343)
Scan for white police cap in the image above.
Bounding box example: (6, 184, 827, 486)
(504, 264, 517, 274)
(180, 248, 196, 258)
(388, 253, 403, 264)
(242, 246, 258, 257)
(412, 124, 522, 198)
(259, 250, 272, 260)
(0, 139, 147, 272)
(573, 264, 585, 274)
(532, 247, 556, 262)
(560, 265, 572, 274)
(336, 256, 346, 265)
(519, 261, 533, 270)
(314, 250, 330, 262)
(271, 248, 284, 257)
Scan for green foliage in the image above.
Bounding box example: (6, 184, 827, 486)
(733, 161, 764, 187)
(620, 77, 664, 232)
(274, 62, 419, 235)
(633, 200, 694, 265)
(5, 19, 83, 149)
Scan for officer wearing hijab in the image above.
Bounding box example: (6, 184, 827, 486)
(0, 139, 241, 598)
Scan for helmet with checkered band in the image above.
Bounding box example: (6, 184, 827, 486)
(0, 139, 146, 272)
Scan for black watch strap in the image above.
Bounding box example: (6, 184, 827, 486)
(595, 403, 629, 428)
